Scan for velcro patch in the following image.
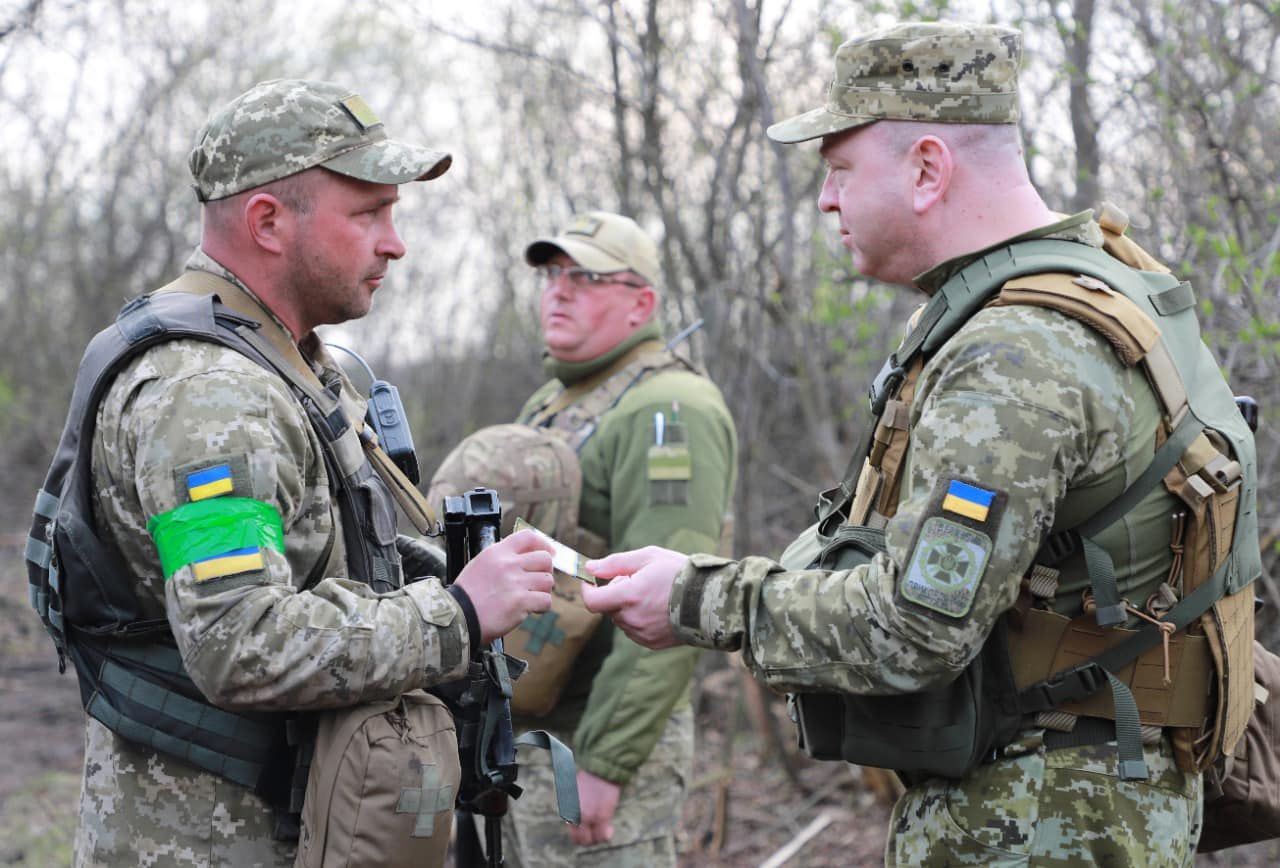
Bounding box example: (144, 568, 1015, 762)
(175, 455, 252, 505)
(648, 445, 692, 481)
(339, 94, 381, 130)
(565, 215, 603, 237)
(900, 517, 991, 618)
(941, 480, 996, 522)
(192, 547, 265, 582)
(187, 464, 234, 501)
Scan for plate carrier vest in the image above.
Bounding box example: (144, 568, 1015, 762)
(787, 211, 1260, 783)
(24, 272, 408, 817)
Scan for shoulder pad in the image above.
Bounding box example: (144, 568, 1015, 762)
(1096, 202, 1172, 274)
(988, 272, 1160, 367)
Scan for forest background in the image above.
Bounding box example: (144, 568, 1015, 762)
(1, 0, 1278, 865)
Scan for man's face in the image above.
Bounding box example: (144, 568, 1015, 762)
(282, 170, 406, 330)
(539, 252, 649, 362)
(817, 124, 921, 285)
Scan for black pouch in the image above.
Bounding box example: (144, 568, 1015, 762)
(785, 522, 1023, 780)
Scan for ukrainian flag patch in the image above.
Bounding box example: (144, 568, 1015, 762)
(192, 546, 265, 582)
(187, 464, 234, 502)
(941, 480, 995, 522)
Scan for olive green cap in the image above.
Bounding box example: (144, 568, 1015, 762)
(767, 21, 1022, 144)
(189, 78, 452, 202)
(525, 211, 660, 286)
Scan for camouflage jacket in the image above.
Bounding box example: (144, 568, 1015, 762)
(665, 214, 1179, 696)
(515, 323, 738, 784)
(75, 250, 469, 867)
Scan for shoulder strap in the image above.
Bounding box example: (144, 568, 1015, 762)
(164, 271, 440, 533)
(526, 341, 693, 454)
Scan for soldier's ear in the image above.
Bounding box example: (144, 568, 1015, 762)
(629, 285, 658, 326)
(909, 135, 953, 215)
(243, 192, 289, 255)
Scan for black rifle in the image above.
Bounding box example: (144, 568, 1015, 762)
(437, 487, 522, 867)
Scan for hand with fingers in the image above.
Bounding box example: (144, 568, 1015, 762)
(454, 529, 556, 642)
(580, 546, 690, 650)
(566, 770, 621, 847)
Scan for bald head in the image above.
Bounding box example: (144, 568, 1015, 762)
(817, 119, 1054, 285)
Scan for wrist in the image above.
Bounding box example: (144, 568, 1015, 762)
(446, 584, 483, 657)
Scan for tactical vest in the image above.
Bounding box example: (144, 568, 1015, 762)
(785, 213, 1260, 782)
(519, 339, 699, 557)
(24, 272, 405, 810)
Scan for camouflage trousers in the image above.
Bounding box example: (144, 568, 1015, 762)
(74, 717, 296, 867)
(500, 707, 693, 868)
(887, 729, 1203, 866)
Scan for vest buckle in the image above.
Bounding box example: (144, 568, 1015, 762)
(1023, 662, 1108, 712)
(869, 355, 906, 416)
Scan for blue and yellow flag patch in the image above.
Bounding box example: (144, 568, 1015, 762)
(941, 480, 996, 522)
(191, 546, 265, 582)
(186, 464, 234, 502)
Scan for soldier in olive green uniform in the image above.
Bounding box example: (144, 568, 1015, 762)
(585, 23, 1260, 867)
(501, 212, 738, 867)
(53, 79, 556, 867)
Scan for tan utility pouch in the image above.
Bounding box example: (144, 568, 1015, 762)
(295, 690, 459, 868)
(1162, 431, 1254, 772)
(505, 569, 602, 716)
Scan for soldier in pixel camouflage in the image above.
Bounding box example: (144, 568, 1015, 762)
(58, 78, 557, 866)
(582, 22, 1258, 866)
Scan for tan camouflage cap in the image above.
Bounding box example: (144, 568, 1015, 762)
(767, 21, 1022, 144)
(525, 211, 661, 286)
(189, 78, 452, 202)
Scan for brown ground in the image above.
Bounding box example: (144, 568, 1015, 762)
(1, 542, 1274, 866)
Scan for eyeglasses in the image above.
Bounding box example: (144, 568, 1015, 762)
(536, 264, 647, 290)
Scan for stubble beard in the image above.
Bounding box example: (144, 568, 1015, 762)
(284, 248, 372, 329)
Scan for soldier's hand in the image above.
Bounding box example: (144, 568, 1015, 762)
(455, 530, 555, 643)
(567, 770, 620, 846)
(581, 546, 687, 650)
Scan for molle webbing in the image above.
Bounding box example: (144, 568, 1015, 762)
(821, 235, 1258, 778)
(522, 341, 696, 556)
(522, 341, 694, 455)
(26, 282, 408, 808)
(75, 638, 282, 790)
(1008, 608, 1213, 727)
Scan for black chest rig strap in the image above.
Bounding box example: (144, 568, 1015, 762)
(25, 282, 404, 810)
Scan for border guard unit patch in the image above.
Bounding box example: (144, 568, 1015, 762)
(899, 478, 1003, 619)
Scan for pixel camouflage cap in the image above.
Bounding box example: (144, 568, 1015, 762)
(525, 211, 661, 286)
(189, 78, 452, 202)
(767, 21, 1022, 144)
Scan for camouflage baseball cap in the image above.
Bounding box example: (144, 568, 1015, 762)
(189, 78, 452, 202)
(525, 211, 661, 286)
(767, 22, 1022, 144)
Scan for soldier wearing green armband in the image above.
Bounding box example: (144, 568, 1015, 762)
(582, 22, 1262, 867)
(27, 79, 556, 867)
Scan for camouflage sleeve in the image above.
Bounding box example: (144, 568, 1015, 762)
(113, 343, 469, 710)
(574, 378, 738, 783)
(668, 306, 1141, 694)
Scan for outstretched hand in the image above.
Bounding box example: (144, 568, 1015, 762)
(580, 546, 689, 650)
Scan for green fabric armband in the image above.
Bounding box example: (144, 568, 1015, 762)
(148, 497, 285, 580)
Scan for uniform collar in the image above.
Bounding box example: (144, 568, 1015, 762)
(543, 320, 664, 386)
(913, 210, 1104, 296)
